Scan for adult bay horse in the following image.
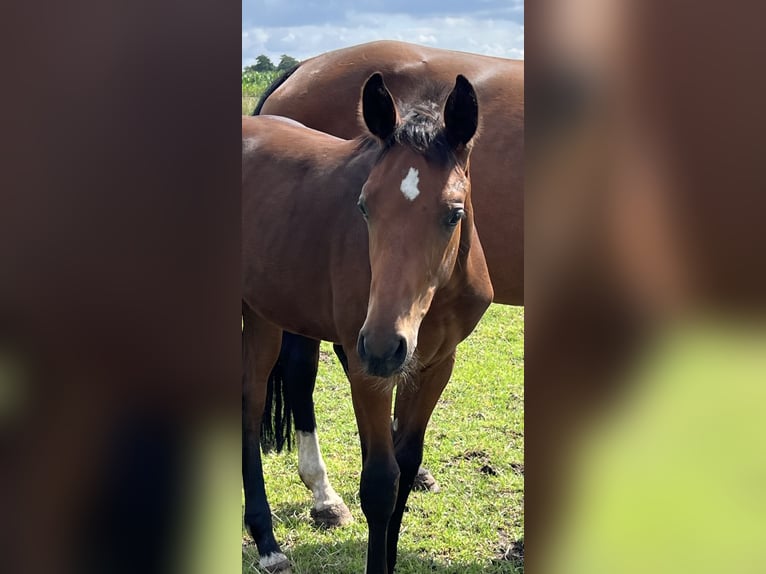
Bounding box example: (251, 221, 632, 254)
(242, 73, 493, 572)
(253, 40, 523, 526)
(258, 41, 523, 303)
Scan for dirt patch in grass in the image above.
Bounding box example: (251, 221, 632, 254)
(455, 449, 489, 461)
(497, 530, 524, 569)
(319, 348, 335, 364)
(450, 449, 502, 477)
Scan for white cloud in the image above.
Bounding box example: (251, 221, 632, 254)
(242, 11, 524, 68)
(242, 28, 270, 52)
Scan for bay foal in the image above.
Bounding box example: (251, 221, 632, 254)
(242, 73, 492, 572)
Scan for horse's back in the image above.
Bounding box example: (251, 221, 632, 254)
(242, 114, 342, 157)
(260, 41, 521, 139)
(242, 114, 349, 185)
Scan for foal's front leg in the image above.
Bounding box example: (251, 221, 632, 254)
(348, 367, 399, 574)
(337, 343, 440, 494)
(386, 353, 456, 573)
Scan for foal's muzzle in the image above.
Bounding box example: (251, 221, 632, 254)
(356, 330, 408, 378)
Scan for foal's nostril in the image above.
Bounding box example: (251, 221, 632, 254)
(393, 336, 407, 365)
(357, 331, 409, 377)
(357, 334, 368, 362)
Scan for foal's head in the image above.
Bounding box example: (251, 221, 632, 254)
(355, 72, 479, 379)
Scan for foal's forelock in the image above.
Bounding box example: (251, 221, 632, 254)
(383, 109, 461, 167)
(357, 90, 471, 168)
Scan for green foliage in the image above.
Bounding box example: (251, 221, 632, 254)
(251, 54, 275, 72)
(243, 304, 524, 573)
(242, 54, 300, 114)
(242, 67, 281, 114)
(277, 54, 300, 71)
(242, 69, 281, 96)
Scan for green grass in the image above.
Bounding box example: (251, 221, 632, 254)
(243, 304, 524, 573)
(242, 70, 281, 115)
(243, 96, 259, 116)
(243, 70, 282, 97)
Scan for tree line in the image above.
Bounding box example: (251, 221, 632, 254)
(244, 54, 299, 73)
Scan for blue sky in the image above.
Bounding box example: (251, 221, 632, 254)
(242, 0, 524, 68)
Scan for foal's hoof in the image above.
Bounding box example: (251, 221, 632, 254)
(311, 502, 354, 528)
(259, 551, 292, 573)
(412, 466, 441, 493)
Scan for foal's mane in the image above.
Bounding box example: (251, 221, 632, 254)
(354, 79, 474, 166)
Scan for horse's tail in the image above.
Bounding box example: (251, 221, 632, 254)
(260, 353, 293, 453)
(252, 62, 301, 116)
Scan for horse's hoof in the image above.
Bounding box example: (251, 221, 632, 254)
(311, 502, 354, 528)
(412, 466, 441, 493)
(259, 551, 292, 573)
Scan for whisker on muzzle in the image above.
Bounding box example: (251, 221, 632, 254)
(350, 350, 422, 394)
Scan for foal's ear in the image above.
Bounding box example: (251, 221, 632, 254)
(444, 74, 478, 148)
(362, 72, 397, 140)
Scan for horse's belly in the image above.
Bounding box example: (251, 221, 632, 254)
(243, 251, 340, 342)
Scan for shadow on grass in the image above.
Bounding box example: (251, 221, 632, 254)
(246, 496, 523, 573)
(270, 538, 523, 574)
(268, 499, 317, 521)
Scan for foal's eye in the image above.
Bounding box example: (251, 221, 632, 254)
(446, 207, 465, 227)
(357, 198, 369, 219)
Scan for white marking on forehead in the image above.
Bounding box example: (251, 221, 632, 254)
(400, 167, 421, 201)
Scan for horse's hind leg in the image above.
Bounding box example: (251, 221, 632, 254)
(282, 333, 352, 527)
(386, 353, 456, 573)
(242, 308, 291, 573)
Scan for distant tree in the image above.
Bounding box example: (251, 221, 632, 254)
(251, 55, 275, 72)
(277, 54, 300, 72)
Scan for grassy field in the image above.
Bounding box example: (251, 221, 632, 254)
(243, 97, 259, 116)
(242, 304, 524, 573)
(242, 70, 281, 115)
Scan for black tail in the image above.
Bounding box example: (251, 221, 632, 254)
(260, 332, 322, 453)
(260, 355, 293, 453)
(252, 63, 301, 116)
